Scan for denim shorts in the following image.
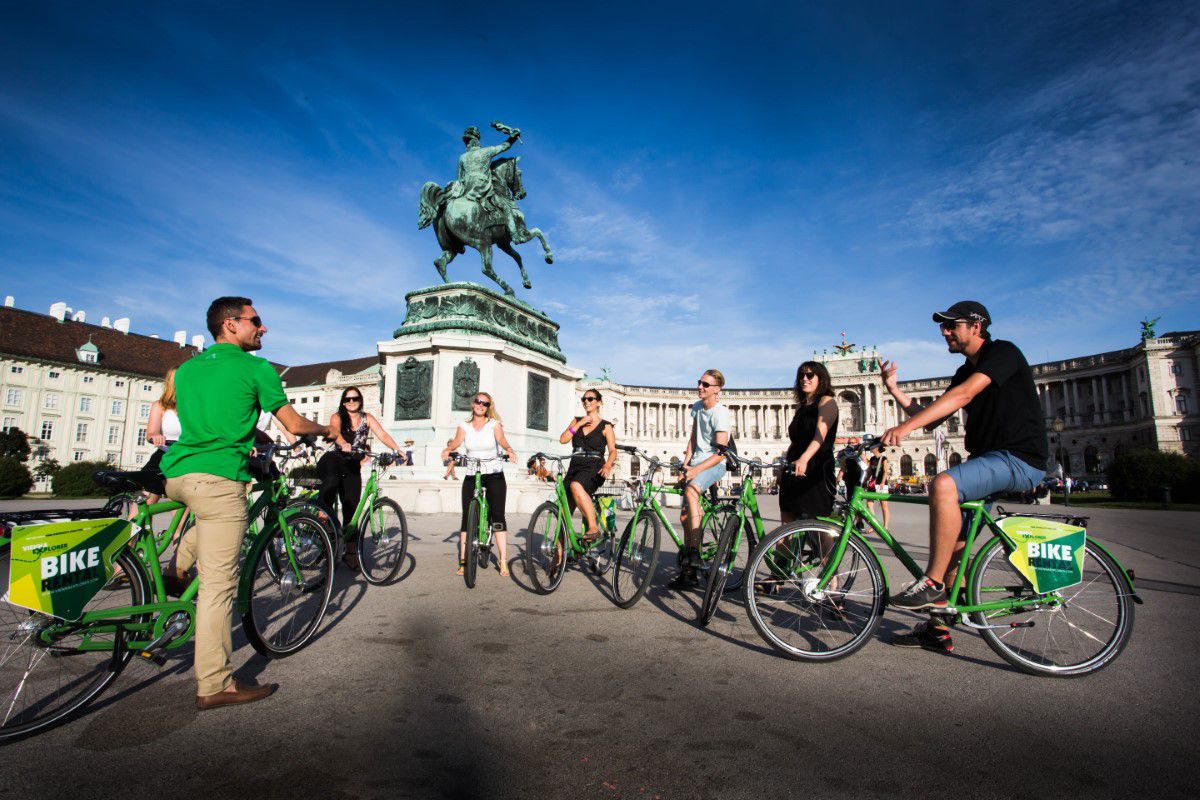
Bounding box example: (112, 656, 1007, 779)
(687, 461, 727, 493)
(943, 450, 1046, 503)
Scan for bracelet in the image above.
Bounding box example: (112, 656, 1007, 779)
(568, 426, 577, 435)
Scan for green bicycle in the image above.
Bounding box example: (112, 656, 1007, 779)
(453, 451, 510, 589)
(697, 447, 788, 628)
(742, 436, 1141, 676)
(610, 444, 746, 610)
(0, 441, 335, 742)
(299, 448, 410, 586)
(524, 453, 619, 594)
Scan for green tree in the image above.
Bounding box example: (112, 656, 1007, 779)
(0, 427, 31, 461)
(0, 456, 33, 498)
(33, 458, 61, 483)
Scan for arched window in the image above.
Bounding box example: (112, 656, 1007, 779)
(1084, 446, 1100, 474)
(923, 454, 938, 475)
(948, 452, 962, 467)
(900, 454, 913, 476)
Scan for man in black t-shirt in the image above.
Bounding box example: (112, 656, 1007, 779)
(879, 301, 1047, 653)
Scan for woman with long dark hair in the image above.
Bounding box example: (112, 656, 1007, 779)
(779, 361, 840, 522)
(318, 386, 403, 561)
(558, 388, 618, 540)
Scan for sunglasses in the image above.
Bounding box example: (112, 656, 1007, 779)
(473, 399, 491, 408)
(582, 396, 599, 403)
(230, 315, 263, 328)
(938, 320, 969, 331)
(343, 396, 362, 403)
(801, 371, 817, 379)
(697, 380, 717, 389)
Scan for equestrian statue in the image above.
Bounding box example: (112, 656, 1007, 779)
(419, 121, 553, 296)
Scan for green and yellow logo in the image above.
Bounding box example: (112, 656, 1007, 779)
(999, 517, 1086, 594)
(6, 518, 134, 621)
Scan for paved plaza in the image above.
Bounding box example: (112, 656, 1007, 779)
(1, 497, 1197, 799)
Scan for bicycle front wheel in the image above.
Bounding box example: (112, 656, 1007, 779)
(464, 500, 481, 589)
(612, 512, 661, 609)
(969, 536, 1135, 677)
(743, 522, 885, 661)
(243, 513, 334, 658)
(0, 545, 149, 742)
(357, 498, 409, 585)
(526, 501, 568, 594)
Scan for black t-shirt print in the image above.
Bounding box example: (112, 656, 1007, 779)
(948, 338, 1048, 470)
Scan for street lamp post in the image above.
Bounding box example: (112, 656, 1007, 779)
(1051, 417, 1069, 507)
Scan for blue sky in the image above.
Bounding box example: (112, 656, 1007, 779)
(1, 1, 1196, 387)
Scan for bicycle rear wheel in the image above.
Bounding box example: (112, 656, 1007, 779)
(357, 498, 408, 585)
(0, 545, 149, 742)
(743, 522, 884, 661)
(970, 537, 1134, 677)
(612, 512, 661, 609)
(464, 500, 481, 589)
(699, 514, 743, 628)
(526, 501, 568, 594)
(242, 512, 334, 658)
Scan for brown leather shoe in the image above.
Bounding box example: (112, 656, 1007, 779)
(195, 680, 277, 711)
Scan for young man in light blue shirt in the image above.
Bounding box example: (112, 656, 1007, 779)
(669, 368, 731, 590)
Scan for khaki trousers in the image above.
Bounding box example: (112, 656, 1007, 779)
(165, 474, 248, 697)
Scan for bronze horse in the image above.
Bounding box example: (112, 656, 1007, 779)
(419, 158, 553, 296)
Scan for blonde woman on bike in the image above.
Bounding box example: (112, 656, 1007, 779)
(441, 392, 518, 577)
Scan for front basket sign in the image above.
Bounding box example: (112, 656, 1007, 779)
(998, 517, 1086, 594)
(5, 518, 134, 621)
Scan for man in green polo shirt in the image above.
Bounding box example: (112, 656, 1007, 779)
(161, 296, 336, 711)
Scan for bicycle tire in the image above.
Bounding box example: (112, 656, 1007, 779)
(0, 545, 149, 742)
(699, 514, 741, 627)
(526, 501, 568, 594)
(242, 512, 334, 658)
(722, 517, 757, 593)
(969, 536, 1134, 677)
(612, 512, 661, 609)
(463, 500, 481, 588)
(357, 498, 408, 585)
(743, 521, 885, 661)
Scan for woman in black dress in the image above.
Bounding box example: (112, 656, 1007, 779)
(558, 389, 618, 539)
(779, 361, 840, 523)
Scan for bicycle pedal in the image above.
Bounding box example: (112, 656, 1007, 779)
(136, 650, 167, 667)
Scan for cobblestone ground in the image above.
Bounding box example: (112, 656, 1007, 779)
(1, 497, 1196, 799)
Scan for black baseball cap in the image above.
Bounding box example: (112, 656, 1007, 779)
(932, 301, 990, 325)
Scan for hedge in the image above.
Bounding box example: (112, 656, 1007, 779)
(1106, 449, 1200, 504)
(53, 461, 118, 498)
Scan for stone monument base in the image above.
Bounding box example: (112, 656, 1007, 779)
(376, 282, 582, 510)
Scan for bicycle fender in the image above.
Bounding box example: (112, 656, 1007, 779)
(236, 528, 271, 616)
(1088, 536, 1144, 605)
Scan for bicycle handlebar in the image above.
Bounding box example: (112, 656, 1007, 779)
(448, 451, 510, 468)
(835, 434, 884, 461)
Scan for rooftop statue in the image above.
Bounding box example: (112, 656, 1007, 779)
(419, 122, 554, 296)
(1140, 316, 1160, 340)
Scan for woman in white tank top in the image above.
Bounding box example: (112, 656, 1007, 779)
(144, 367, 182, 506)
(441, 391, 518, 577)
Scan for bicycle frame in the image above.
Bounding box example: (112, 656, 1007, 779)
(809, 486, 1050, 616)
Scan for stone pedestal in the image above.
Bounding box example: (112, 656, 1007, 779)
(375, 283, 581, 512)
